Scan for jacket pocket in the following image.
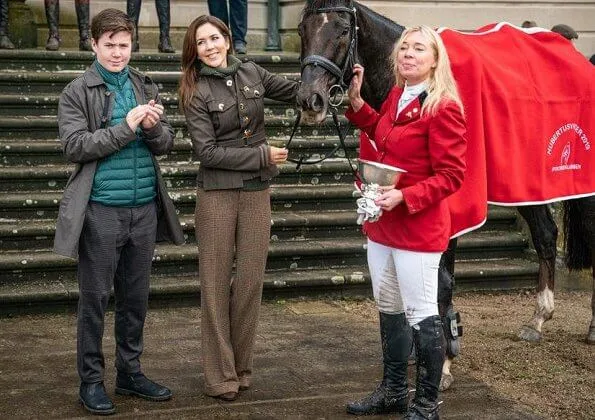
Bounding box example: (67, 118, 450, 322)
(240, 81, 265, 119)
(206, 99, 235, 131)
(241, 82, 265, 100)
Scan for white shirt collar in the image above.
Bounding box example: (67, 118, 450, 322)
(397, 80, 428, 117)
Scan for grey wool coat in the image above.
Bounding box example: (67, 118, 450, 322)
(54, 64, 185, 259)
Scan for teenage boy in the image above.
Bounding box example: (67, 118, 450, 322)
(55, 8, 184, 415)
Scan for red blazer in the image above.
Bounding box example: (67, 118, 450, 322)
(346, 86, 467, 252)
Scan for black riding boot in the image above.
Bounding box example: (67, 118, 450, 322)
(346, 312, 411, 415)
(44, 0, 61, 51)
(126, 0, 141, 52)
(0, 0, 15, 49)
(156, 0, 174, 53)
(75, 0, 91, 51)
(405, 315, 445, 420)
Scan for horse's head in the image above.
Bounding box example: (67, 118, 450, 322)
(296, 1, 358, 124)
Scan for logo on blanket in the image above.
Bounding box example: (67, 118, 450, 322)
(547, 123, 590, 173)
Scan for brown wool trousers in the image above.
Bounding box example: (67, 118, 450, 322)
(195, 188, 271, 396)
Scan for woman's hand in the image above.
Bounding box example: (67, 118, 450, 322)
(269, 146, 288, 165)
(348, 64, 365, 112)
(374, 187, 403, 211)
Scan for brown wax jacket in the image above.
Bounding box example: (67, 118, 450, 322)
(184, 61, 298, 190)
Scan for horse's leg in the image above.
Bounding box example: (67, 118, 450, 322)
(589, 264, 595, 344)
(562, 197, 595, 343)
(438, 238, 460, 391)
(516, 205, 557, 342)
(581, 198, 595, 344)
(577, 197, 595, 344)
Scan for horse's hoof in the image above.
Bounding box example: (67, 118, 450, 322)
(586, 327, 595, 345)
(518, 325, 542, 342)
(439, 373, 454, 391)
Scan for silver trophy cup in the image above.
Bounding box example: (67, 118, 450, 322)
(356, 159, 406, 224)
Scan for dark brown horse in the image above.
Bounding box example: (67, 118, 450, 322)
(296, 0, 595, 390)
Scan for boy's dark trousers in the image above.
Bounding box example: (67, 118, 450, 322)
(76, 201, 157, 383)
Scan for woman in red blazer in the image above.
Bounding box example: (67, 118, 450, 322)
(344, 26, 466, 420)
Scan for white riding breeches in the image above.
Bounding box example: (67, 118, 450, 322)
(367, 239, 442, 326)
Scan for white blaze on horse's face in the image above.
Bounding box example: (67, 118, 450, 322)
(397, 31, 437, 85)
(317, 13, 329, 34)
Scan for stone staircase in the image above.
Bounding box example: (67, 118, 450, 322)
(0, 50, 539, 311)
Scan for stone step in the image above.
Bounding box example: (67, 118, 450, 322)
(0, 93, 314, 118)
(0, 206, 520, 251)
(0, 184, 361, 219)
(0, 181, 523, 226)
(0, 70, 300, 95)
(0, 258, 539, 310)
(0, 159, 359, 192)
(0, 136, 359, 166)
(0, 114, 350, 140)
(0, 50, 301, 73)
(0, 229, 530, 285)
(0, 209, 361, 249)
(1, 237, 368, 284)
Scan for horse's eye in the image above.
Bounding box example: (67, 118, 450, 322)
(338, 26, 350, 38)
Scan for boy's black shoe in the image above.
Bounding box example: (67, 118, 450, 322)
(115, 372, 172, 401)
(79, 382, 116, 415)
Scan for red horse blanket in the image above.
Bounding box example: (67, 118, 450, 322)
(437, 23, 595, 237)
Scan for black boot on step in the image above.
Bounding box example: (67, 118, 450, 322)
(126, 0, 141, 52)
(75, 0, 92, 51)
(0, 0, 15, 49)
(346, 312, 411, 415)
(404, 315, 445, 420)
(156, 0, 174, 53)
(44, 0, 61, 51)
(158, 34, 174, 53)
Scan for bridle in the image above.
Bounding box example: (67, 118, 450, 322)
(284, 107, 357, 174)
(300, 2, 359, 105)
(286, 2, 359, 174)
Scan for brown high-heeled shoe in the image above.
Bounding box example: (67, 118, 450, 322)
(216, 391, 238, 401)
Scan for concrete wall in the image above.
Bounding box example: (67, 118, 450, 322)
(24, 0, 594, 56)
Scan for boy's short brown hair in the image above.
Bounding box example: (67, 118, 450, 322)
(91, 8, 135, 42)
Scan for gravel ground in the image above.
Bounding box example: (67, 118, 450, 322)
(335, 289, 594, 420)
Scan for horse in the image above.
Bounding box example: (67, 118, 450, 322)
(295, 0, 595, 391)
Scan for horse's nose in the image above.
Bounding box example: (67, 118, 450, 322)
(307, 93, 324, 113)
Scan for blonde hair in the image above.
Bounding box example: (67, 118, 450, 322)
(391, 25, 464, 117)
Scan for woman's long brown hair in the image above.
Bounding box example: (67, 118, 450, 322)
(178, 15, 233, 111)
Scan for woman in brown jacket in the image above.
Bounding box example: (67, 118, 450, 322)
(179, 15, 299, 401)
